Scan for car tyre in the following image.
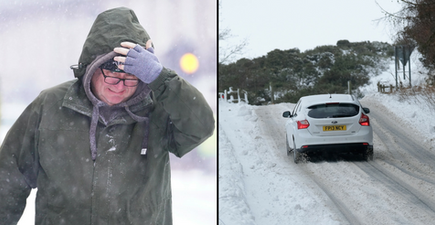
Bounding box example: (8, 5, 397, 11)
(286, 135, 291, 156)
(293, 139, 300, 164)
(294, 150, 301, 164)
(364, 146, 374, 161)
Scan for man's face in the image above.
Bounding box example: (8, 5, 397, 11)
(91, 69, 138, 106)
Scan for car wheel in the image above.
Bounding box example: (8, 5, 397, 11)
(364, 146, 374, 161)
(286, 135, 291, 156)
(293, 140, 301, 164)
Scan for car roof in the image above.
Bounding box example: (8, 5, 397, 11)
(299, 94, 357, 106)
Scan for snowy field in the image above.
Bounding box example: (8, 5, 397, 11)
(219, 59, 435, 224)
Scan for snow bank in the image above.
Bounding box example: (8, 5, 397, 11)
(218, 121, 256, 225)
(361, 54, 435, 144)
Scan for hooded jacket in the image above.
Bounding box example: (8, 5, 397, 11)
(0, 7, 215, 225)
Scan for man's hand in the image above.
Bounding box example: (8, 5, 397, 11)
(113, 40, 163, 84)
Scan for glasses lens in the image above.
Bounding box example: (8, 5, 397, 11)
(101, 68, 138, 87)
(124, 79, 139, 87)
(104, 76, 121, 85)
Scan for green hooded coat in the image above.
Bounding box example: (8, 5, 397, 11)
(0, 7, 215, 225)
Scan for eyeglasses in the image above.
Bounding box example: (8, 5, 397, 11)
(100, 68, 139, 87)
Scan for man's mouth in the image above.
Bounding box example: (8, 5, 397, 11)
(108, 88, 125, 94)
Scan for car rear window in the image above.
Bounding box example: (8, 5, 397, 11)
(307, 103, 360, 118)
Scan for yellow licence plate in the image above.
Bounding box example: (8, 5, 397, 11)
(323, 125, 346, 131)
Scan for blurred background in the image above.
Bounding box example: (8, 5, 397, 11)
(0, 0, 216, 224)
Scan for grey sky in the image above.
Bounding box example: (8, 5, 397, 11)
(220, 0, 403, 61)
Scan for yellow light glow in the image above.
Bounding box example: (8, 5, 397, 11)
(180, 53, 199, 74)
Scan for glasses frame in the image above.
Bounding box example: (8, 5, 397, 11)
(100, 68, 139, 87)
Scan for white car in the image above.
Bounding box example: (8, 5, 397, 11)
(282, 94, 373, 163)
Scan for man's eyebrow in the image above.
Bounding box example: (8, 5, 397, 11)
(108, 72, 137, 79)
(125, 74, 138, 79)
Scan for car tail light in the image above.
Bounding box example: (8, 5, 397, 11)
(297, 120, 310, 129)
(359, 114, 370, 126)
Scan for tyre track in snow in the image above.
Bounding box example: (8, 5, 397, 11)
(370, 121, 435, 185)
(356, 161, 435, 213)
(365, 100, 435, 179)
(302, 171, 362, 225)
(360, 99, 435, 214)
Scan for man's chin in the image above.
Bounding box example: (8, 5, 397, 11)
(105, 97, 126, 106)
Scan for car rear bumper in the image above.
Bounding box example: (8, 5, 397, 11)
(296, 143, 373, 154)
(294, 126, 373, 148)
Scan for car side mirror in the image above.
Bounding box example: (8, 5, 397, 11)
(283, 111, 292, 118)
(363, 107, 370, 114)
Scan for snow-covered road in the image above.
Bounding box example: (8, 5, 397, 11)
(219, 95, 435, 225)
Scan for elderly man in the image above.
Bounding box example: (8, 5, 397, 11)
(0, 7, 214, 225)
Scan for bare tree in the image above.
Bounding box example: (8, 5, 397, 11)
(378, 0, 435, 69)
(218, 1, 249, 64)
